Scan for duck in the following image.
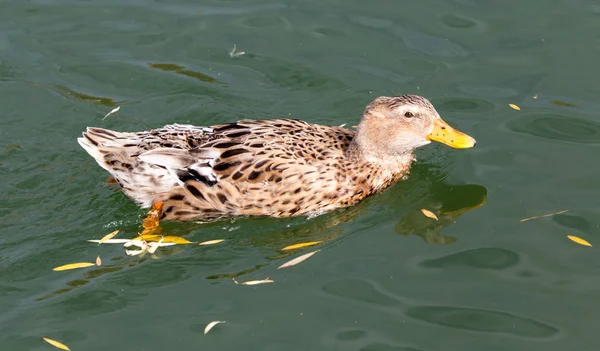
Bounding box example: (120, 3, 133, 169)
(78, 94, 476, 222)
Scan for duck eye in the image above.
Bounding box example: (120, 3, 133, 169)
(404, 111, 414, 118)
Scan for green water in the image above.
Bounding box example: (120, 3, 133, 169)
(2, 0, 600, 350)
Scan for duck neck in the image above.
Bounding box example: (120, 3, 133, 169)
(345, 129, 416, 168)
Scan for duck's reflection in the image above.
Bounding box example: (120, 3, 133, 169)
(394, 183, 487, 244)
(40, 178, 486, 299)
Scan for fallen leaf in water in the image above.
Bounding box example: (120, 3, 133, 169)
(233, 277, 274, 285)
(509, 104, 520, 111)
(125, 248, 145, 256)
(124, 238, 175, 256)
(281, 241, 322, 251)
(351, 125, 357, 129)
(134, 234, 193, 244)
(147, 238, 176, 254)
(43, 337, 70, 350)
(97, 230, 119, 245)
(204, 320, 226, 334)
(198, 239, 225, 246)
(87, 238, 132, 244)
(96, 256, 102, 267)
(278, 250, 320, 269)
(550, 100, 577, 107)
(53, 262, 96, 271)
(420, 209, 438, 220)
(520, 210, 568, 222)
(229, 44, 245, 58)
(102, 106, 120, 120)
(567, 235, 592, 247)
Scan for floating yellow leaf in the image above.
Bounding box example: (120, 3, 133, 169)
(133, 235, 193, 244)
(43, 338, 70, 351)
(97, 230, 119, 245)
(53, 262, 96, 271)
(567, 235, 592, 247)
(233, 277, 274, 285)
(96, 256, 102, 267)
(509, 104, 520, 111)
(278, 250, 320, 269)
(281, 241, 322, 251)
(198, 239, 225, 246)
(420, 209, 438, 220)
(204, 320, 225, 335)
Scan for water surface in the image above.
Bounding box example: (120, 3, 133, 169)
(2, 0, 600, 350)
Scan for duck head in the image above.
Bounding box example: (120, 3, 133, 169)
(349, 94, 476, 162)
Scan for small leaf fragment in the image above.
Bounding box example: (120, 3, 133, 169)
(233, 277, 274, 285)
(43, 337, 70, 351)
(204, 320, 226, 334)
(281, 241, 322, 251)
(87, 239, 132, 244)
(53, 262, 96, 271)
(278, 250, 320, 269)
(198, 239, 225, 246)
(509, 104, 521, 111)
(567, 235, 592, 247)
(125, 248, 146, 256)
(147, 238, 176, 254)
(96, 256, 102, 267)
(520, 210, 568, 222)
(97, 230, 119, 245)
(420, 209, 438, 220)
(102, 106, 120, 120)
(134, 235, 193, 244)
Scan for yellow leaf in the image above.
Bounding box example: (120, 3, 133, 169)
(281, 241, 322, 251)
(133, 235, 193, 244)
(96, 256, 102, 267)
(509, 104, 521, 111)
(420, 209, 438, 220)
(278, 250, 320, 269)
(98, 230, 119, 245)
(204, 320, 225, 335)
(43, 338, 70, 351)
(53, 262, 96, 271)
(198, 239, 225, 246)
(567, 235, 592, 247)
(233, 277, 274, 285)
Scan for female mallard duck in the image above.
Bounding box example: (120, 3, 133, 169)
(78, 94, 475, 222)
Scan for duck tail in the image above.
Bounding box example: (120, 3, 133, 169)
(77, 127, 174, 208)
(77, 127, 130, 172)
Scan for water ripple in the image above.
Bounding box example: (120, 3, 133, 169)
(505, 113, 600, 144)
(406, 305, 559, 338)
(420, 248, 519, 270)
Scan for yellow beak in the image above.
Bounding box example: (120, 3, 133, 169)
(427, 118, 476, 149)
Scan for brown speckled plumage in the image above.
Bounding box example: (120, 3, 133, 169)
(78, 95, 475, 221)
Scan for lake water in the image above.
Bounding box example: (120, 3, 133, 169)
(2, 0, 599, 350)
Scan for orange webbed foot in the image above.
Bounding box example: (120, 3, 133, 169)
(141, 201, 164, 235)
